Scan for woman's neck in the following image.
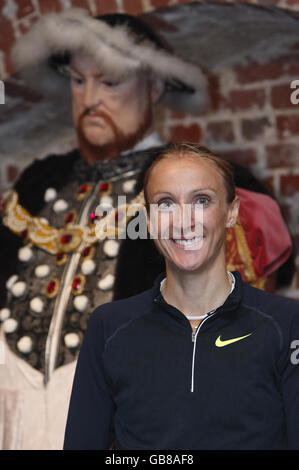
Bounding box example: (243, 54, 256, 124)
(162, 261, 232, 319)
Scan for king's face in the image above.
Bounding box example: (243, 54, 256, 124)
(70, 53, 153, 148)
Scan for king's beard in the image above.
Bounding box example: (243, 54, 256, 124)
(76, 105, 153, 166)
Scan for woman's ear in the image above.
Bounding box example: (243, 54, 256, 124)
(226, 196, 240, 228)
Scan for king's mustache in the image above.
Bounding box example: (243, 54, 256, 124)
(81, 108, 110, 120)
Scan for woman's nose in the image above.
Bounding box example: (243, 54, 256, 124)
(173, 204, 203, 238)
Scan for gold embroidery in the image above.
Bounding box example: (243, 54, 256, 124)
(2, 189, 145, 256)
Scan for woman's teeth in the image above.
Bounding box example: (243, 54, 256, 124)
(173, 236, 203, 246)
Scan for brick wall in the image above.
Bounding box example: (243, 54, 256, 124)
(164, 58, 299, 297)
(0, 0, 299, 298)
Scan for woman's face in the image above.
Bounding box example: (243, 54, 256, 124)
(145, 155, 239, 273)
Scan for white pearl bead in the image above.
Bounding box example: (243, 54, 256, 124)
(103, 239, 119, 257)
(53, 199, 69, 213)
(6, 274, 18, 291)
(0, 308, 10, 321)
(122, 179, 136, 193)
(73, 295, 88, 312)
(64, 332, 80, 349)
(11, 281, 26, 298)
(98, 273, 115, 291)
(18, 246, 33, 262)
(17, 336, 33, 354)
(44, 187, 57, 202)
(30, 297, 44, 314)
(81, 259, 96, 275)
(35, 264, 50, 278)
(99, 195, 113, 207)
(40, 217, 49, 225)
(3, 318, 18, 333)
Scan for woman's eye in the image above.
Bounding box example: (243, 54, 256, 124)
(195, 197, 210, 206)
(158, 201, 174, 211)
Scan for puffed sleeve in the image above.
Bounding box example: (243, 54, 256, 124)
(63, 310, 115, 450)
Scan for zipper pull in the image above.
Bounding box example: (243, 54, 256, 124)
(192, 331, 196, 342)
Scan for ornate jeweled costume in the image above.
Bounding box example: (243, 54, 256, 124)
(0, 142, 158, 378)
(0, 136, 161, 449)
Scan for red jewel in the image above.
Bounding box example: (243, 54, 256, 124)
(100, 182, 109, 192)
(56, 252, 64, 261)
(82, 246, 91, 257)
(79, 184, 89, 194)
(65, 212, 74, 224)
(61, 234, 72, 244)
(90, 212, 98, 222)
(47, 281, 56, 294)
(72, 277, 82, 291)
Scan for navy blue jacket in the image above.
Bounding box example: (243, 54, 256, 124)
(63, 271, 299, 450)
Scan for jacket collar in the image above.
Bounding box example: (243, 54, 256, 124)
(152, 270, 243, 320)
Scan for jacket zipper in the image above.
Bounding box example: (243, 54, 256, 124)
(190, 312, 216, 393)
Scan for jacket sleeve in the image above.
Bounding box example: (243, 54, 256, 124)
(278, 307, 299, 449)
(63, 310, 115, 450)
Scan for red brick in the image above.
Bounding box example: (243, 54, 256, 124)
(271, 83, 295, 109)
(16, 0, 35, 18)
(150, 0, 171, 8)
(219, 148, 257, 168)
(38, 0, 63, 13)
(93, 0, 118, 14)
(7, 165, 19, 184)
(206, 121, 234, 143)
(234, 61, 284, 84)
(0, 20, 15, 57)
(241, 117, 271, 140)
(276, 114, 299, 139)
(280, 174, 299, 196)
(261, 176, 275, 195)
(0, 18, 15, 73)
(228, 89, 266, 111)
(122, 0, 144, 15)
(266, 143, 299, 169)
(69, 0, 90, 11)
(207, 72, 225, 111)
(168, 123, 201, 143)
(284, 59, 299, 77)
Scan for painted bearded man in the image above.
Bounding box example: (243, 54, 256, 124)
(0, 8, 295, 450)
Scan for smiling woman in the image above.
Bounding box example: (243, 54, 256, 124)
(142, 143, 240, 328)
(64, 143, 299, 451)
